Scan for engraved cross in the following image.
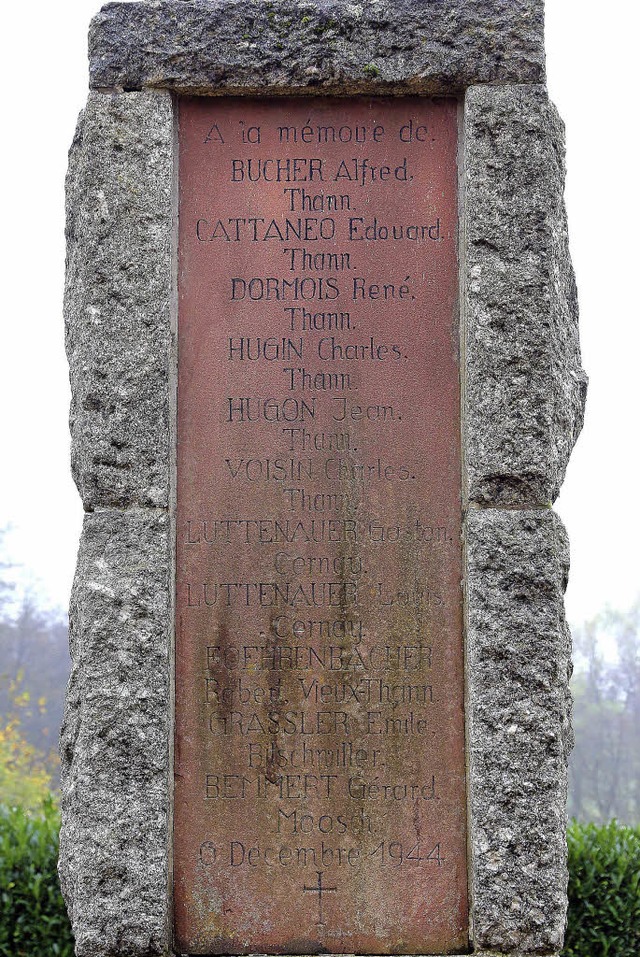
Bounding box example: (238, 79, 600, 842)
(303, 871, 337, 925)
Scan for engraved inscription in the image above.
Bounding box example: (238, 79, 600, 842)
(304, 871, 338, 926)
(174, 97, 467, 955)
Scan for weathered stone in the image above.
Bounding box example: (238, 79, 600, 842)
(61, 5, 584, 956)
(58, 507, 171, 957)
(64, 90, 173, 510)
(466, 507, 572, 953)
(464, 85, 588, 507)
(89, 0, 545, 95)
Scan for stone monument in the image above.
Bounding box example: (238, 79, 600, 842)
(60, 2, 587, 956)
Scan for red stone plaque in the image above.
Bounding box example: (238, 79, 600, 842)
(174, 97, 467, 955)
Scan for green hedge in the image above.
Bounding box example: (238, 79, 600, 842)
(564, 819, 640, 957)
(0, 805, 638, 956)
(0, 800, 73, 957)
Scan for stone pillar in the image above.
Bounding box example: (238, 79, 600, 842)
(60, 3, 586, 955)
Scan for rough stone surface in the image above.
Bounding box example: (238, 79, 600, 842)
(89, 0, 545, 94)
(64, 90, 173, 510)
(466, 507, 572, 954)
(59, 508, 171, 957)
(464, 84, 588, 507)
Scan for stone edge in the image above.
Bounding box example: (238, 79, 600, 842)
(60, 90, 175, 957)
(464, 508, 572, 953)
(463, 84, 587, 507)
(88, 0, 545, 95)
(462, 83, 580, 951)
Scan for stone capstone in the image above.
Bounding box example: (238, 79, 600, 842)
(89, 0, 545, 94)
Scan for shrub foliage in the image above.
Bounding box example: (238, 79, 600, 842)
(0, 799, 73, 957)
(564, 819, 640, 956)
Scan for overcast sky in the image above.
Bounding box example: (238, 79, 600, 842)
(0, 1, 638, 628)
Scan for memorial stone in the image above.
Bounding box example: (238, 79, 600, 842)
(175, 96, 465, 954)
(60, 3, 587, 957)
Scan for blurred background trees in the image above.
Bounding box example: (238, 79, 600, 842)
(0, 529, 68, 809)
(569, 600, 640, 825)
